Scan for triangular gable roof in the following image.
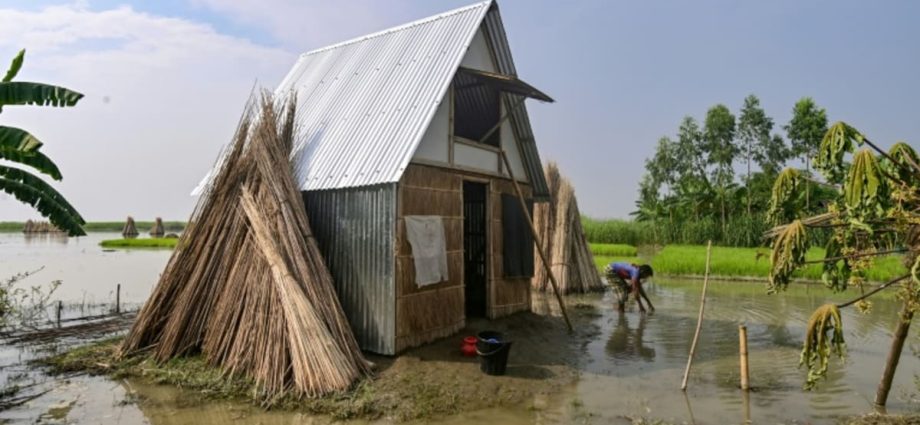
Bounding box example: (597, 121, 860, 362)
(276, 0, 550, 198)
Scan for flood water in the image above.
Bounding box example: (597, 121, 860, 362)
(1, 232, 919, 424)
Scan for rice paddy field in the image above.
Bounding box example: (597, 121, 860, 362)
(591, 244, 907, 283)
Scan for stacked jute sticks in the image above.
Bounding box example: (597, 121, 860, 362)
(119, 94, 372, 400)
(532, 162, 604, 294)
(121, 216, 138, 238)
(149, 217, 165, 237)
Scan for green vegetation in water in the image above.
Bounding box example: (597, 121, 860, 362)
(0, 221, 186, 233)
(588, 244, 905, 283)
(649, 245, 905, 282)
(99, 238, 178, 249)
(589, 243, 637, 257)
(593, 255, 642, 273)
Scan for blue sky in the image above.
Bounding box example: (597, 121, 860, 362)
(1, 0, 918, 221)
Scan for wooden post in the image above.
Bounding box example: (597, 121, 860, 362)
(56, 300, 63, 327)
(499, 150, 572, 332)
(875, 307, 914, 407)
(741, 389, 752, 424)
(739, 324, 750, 391)
(115, 283, 121, 314)
(681, 241, 713, 391)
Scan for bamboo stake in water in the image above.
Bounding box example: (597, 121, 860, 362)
(115, 283, 121, 314)
(739, 324, 750, 391)
(681, 240, 712, 391)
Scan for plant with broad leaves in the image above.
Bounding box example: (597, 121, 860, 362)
(0, 49, 85, 236)
(766, 121, 919, 405)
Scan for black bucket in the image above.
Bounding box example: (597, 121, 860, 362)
(476, 331, 512, 376)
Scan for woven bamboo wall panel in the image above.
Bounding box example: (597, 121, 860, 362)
(395, 286, 464, 338)
(402, 164, 461, 191)
(396, 251, 463, 296)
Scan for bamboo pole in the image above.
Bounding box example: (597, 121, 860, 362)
(499, 150, 572, 332)
(681, 240, 712, 391)
(115, 283, 121, 314)
(874, 307, 914, 407)
(739, 324, 750, 391)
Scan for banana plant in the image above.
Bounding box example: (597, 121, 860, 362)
(0, 49, 85, 236)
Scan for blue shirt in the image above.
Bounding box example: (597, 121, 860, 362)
(610, 262, 640, 281)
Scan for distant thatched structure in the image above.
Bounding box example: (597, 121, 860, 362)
(122, 216, 138, 238)
(22, 220, 63, 234)
(149, 217, 165, 237)
(531, 162, 603, 294)
(119, 94, 372, 399)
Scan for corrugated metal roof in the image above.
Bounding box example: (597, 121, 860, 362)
(275, 0, 549, 198)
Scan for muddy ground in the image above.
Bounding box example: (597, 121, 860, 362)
(41, 304, 601, 422)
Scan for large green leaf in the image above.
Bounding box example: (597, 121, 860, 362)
(815, 122, 861, 183)
(0, 165, 84, 236)
(0, 81, 83, 109)
(888, 142, 920, 183)
(767, 167, 801, 224)
(844, 149, 886, 217)
(0, 125, 42, 151)
(0, 146, 61, 180)
(3, 49, 24, 83)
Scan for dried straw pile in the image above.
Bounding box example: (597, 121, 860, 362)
(122, 216, 138, 238)
(149, 217, 164, 237)
(532, 162, 603, 294)
(119, 94, 372, 400)
(22, 220, 62, 234)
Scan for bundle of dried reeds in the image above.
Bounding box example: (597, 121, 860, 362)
(122, 216, 138, 238)
(119, 94, 372, 400)
(22, 220, 62, 234)
(532, 162, 603, 294)
(149, 217, 164, 237)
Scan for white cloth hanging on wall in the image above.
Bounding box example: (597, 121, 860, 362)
(404, 215, 449, 287)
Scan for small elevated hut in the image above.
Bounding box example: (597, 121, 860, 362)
(122, 216, 138, 238)
(192, 0, 555, 355)
(531, 163, 603, 294)
(149, 217, 164, 237)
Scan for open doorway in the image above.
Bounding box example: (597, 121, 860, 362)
(463, 181, 488, 317)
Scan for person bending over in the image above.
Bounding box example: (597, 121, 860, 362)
(604, 262, 654, 313)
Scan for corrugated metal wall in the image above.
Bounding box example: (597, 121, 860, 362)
(303, 184, 397, 355)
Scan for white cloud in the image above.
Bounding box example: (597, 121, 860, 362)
(0, 3, 293, 221)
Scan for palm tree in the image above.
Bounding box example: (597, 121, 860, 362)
(0, 49, 85, 236)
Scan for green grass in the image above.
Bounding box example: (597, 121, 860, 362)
(593, 255, 642, 273)
(588, 243, 907, 283)
(589, 243, 637, 257)
(649, 245, 906, 282)
(0, 221, 186, 233)
(99, 238, 178, 249)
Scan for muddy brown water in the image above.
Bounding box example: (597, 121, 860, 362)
(1, 233, 919, 424)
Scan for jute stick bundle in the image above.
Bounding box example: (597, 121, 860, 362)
(119, 93, 371, 399)
(532, 162, 603, 294)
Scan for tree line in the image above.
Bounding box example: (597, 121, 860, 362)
(633, 95, 833, 246)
